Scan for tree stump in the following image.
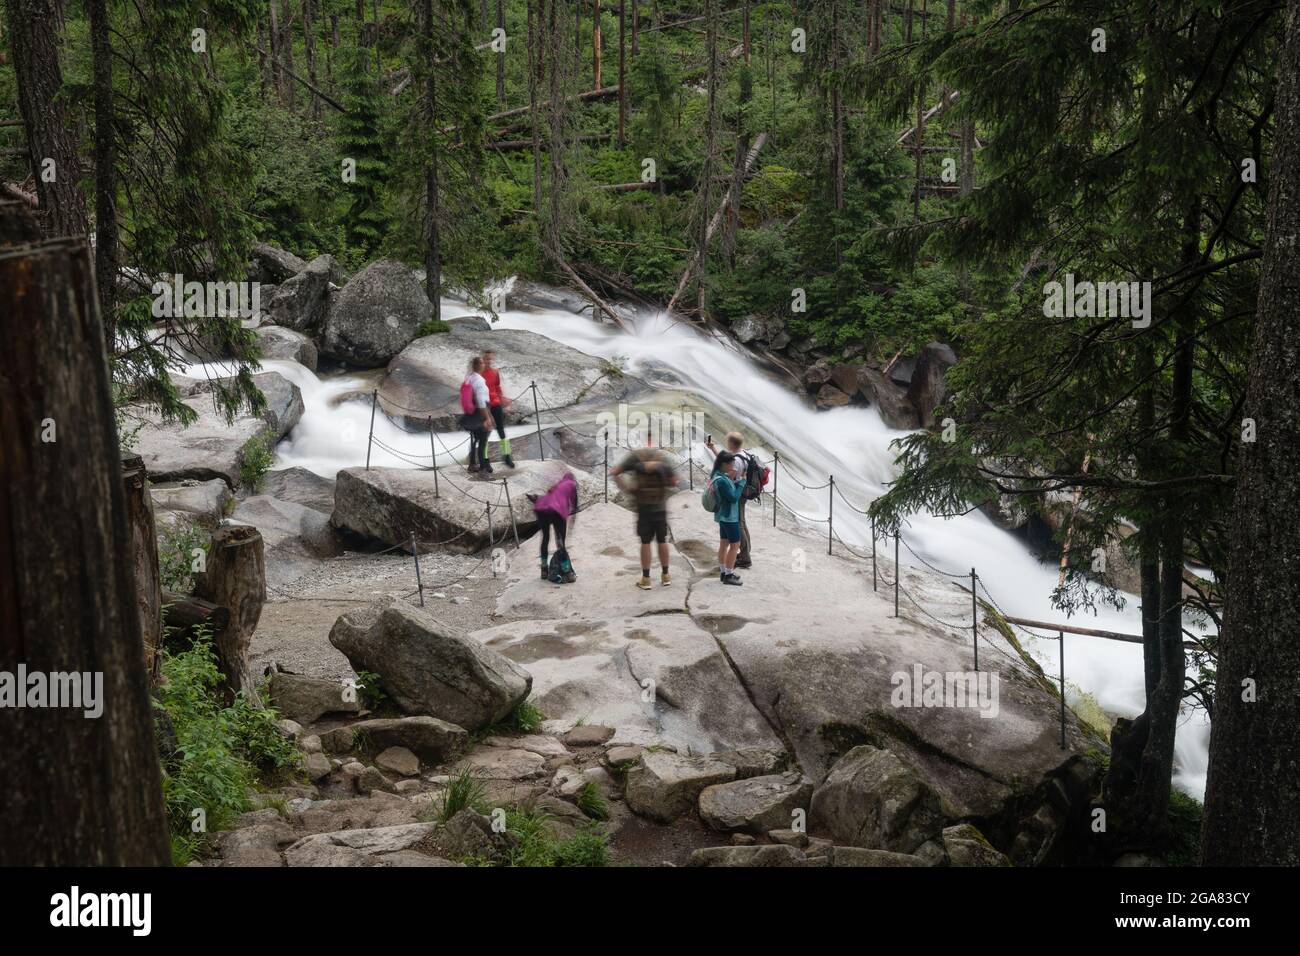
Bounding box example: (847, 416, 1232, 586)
(195, 525, 266, 707)
(121, 453, 163, 685)
(0, 206, 170, 865)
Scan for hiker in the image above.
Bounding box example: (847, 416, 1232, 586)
(481, 349, 516, 469)
(610, 446, 678, 590)
(709, 451, 746, 585)
(532, 470, 578, 582)
(460, 356, 494, 474)
(706, 431, 767, 568)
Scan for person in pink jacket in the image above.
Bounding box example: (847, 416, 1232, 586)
(533, 471, 578, 579)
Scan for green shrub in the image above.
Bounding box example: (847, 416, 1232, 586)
(1165, 790, 1203, 866)
(575, 782, 609, 821)
(502, 808, 610, 867)
(554, 827, 611, 867)
(431, 767, 489, 824)
(158, 520, 210, 593)
(355, 670, 389, 711)
(505, 699, 544, 733)
(156, 635, 299, 863)
(239, 433, 275, 491)
(416, 318, 452, 337)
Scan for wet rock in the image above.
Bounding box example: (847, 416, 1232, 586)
(329, 599, 531, 731)
(815, 383, 852, 408)
(858, 366, 920, 429)
(268, 254, 337, 333)
(906, 342, 957, 429)
(256, 326, 318, 370)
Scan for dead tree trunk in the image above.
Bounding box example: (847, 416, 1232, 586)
(121, 454, 163, 686)
(593, 0, 603, 89)
(161, 591, 231, 644)
(4, 0, 89, 238)
(195, 526, 267, 706)
(0, 203, 170, 866)
(304, 0, 320, 119)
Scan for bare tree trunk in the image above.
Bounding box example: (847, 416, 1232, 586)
(194, 526, 267, 706)
(695, 0, 719, 316)
(121, 455, 163, 685)
(496, 0, 506, 102)
(4, 0, 88, 238)
(0, 206, 170, 866)
(88, 0, 118, 337)
(529, 0, 544, 219)
(632, 0, 639, 53)
(617, 0, 626, 145)
(304, 0, 320, 119)
(281, 0, 297, 109)
(1202, 0, 1300, 865)
(269, 0, 286, 102)
(421, 0, 442, 321)
(593, 0, 603, 89)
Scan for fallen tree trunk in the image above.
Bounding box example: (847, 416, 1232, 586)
(666, 131, 768, 314)
(487, 84, 618, 124)
(161, 590, 231, 643)
(554, 256, 634, 334)
(492, 132, 613, 150)
(595, 181, 657, 191)
(897, 90, 960, 144)
(195, 525, 266, 706)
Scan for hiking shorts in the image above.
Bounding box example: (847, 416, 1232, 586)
(718, 521, 742, 543)
(636, 512, 668, 544)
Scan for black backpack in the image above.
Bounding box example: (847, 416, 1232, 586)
(548, 548, 576, 584)
(742, 454, 769, 501)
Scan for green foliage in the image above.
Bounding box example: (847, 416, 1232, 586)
(501, 808, 610, 868)
(575, 782, 609, 821)
(1165, 791, 1204, 867)
(239, 433, 275, 491)
(156, 635, 297, 862)
(432, 768, 489, 824)
(336, 45, 392, 259)
(354, 671, 389, 711)
(158, 521, 210, 594)
(415, 319, 452, 337)
(503, 699, 544, 733)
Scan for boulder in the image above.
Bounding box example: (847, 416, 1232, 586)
(260, 467, 336, 516)
(906, 342, 957, 428)
(562, 725, 615, 747)
(731, 314, 766, 345)
(378, 325, 632, 429)
(375, 746, 421, 777)
(320, 259, 430, 367)
(858, 366, 920, 429)
(481, 734, 569, 758)
(505, 279, 591, 314)
(624, 751, 737, 823)
(331, 460, 600, 554)
(231, 495, 341, 559)
(131, 371, 304, 488)
(454, 746, 547, 780)
(149, 478, 232, 529)
(697, 771, 814, 834)
(687, 844, 822, 868)
(446, 314, 491, 332)
(803, 360, 833, 391)
(284, 823, 438, 867)
(809, 745, 944, 854)
(250, 243, 308, 284)
(328, 599, 531, 731)
(268, 254, 336, 332)
(815, 383, 852, 408)
(303, 752, 332, 781)
(256, 326, 318, 370)
(712, 748, 788, 780)
(268, 672, 361, 724)
(349, 716, 468, 763)
(829, 364, 862, 397)
(943, 823, 1012, 867)
(829, 847, 930, 867)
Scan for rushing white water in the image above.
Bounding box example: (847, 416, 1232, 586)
(250, 285, 1210, 798)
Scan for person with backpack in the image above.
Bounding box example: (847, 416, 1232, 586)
(610, 446, 678, 590)
(706, 431, 768, 568)
(706, 451, 746, 586)
(531, 470, 578, 583)
(460, 356, 494, 474)
(481, 349, 516, 469)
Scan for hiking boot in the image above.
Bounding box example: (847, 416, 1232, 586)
(637, 575, 653, 591)
(722, 572, 744, 586)
(504, 455, 516, 468)
(540, 562, 549, 580)
(661, 570, 672, 587)
(736, 559, 753, 569)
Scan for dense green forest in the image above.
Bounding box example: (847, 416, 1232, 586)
(2, 0, 1297, 870)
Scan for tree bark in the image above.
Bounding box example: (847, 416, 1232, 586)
(194, 525, 266, 706)
(0, 205, 170, 866)
(593, 0, 603, 90)
(121, 455, 163, 686)
(1201, 0, 1300, 866)
(4, 0, 88, 239)
(304, 0, 320, 119)
(496, 0, 506, 102)
(87, 0, 118, 336)
(161, 591, 231, 643)
(421, 0, 442, 321)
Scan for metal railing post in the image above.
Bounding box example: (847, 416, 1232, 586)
(1059, 631, 1066, 749)
(827, 475, 834, 555)
(772, 450, 779, 528)
(411, 533, 424, 607)
(365, 389, 377, 471)
(604, 434, 609, 502)
(894, 532, 900, 618)
(531, 381, 544, 461)
(971, 568, 979, 671)
(871, 514, 877, 591)
(428, 417, 440, 497)
(503, 478, 520, 548)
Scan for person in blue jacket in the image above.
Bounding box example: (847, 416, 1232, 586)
(710, 452, 745, 586)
